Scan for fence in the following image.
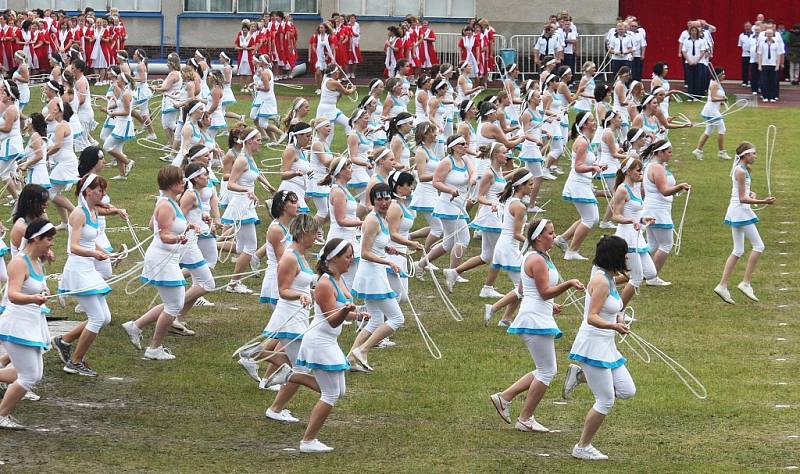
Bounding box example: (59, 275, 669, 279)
(434, 33, 613, 82)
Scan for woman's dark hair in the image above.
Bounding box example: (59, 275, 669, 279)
(652, 62, 667, 77)
(555, 65, 572, 80)
(641, 138, 670, 161)
(369, 182, 391, 205)
(499, 168, 530, 203)
(5, 81, 19, 102)
(570, 111, 592, 140)
(74, 174, 108, 198)
(459, 99, 473, 120)
(594, 82, 611, 102)
(270, 189, 298, 218)
(61, 102, 74, 122)
(184, 161, 207, 187)
(614, 157, 642, 190)
(21, 20, 32, 30)
(78, 146, 104, 177)
(615, 65, 632, 82)
(388, 170, 414, 196)
(316, 237, 353, 276)
(25, 218, 57, 241)
(593, 235, 629, 274)
(387, 112, 412, 142)
(478, 101, 497, 119)
(713, 67, 725, 78)
(526, 218, 549, 246)
(182, 99, 200, 121)
(47, 80, 64, 96)
(416, 74, 430, 89)
(396, 59, 408, 71)
(72, 58, 87, 74)
(288, 121, 311, 142)
(387, 25, 401, 37)
(29, 112, 47, 138)
(14, 185, 49, 222)
(228, 123, 246, 149)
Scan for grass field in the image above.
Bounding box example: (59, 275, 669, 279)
(0, 84, 797, 473)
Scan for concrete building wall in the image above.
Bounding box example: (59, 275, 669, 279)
(6, 0, 617, 53)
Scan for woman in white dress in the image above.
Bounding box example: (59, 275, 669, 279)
(307, 118, 334, 223)
(315, 64, 356, 146)
(101, 72, 136, 180)
(46, 101, 78, 229)
(277, 122, 313, 216)
(0, 82, 24, 200)
(320, 157, 363, 289)
(692, 67, 731, 161)
(409, 122, 443, 252)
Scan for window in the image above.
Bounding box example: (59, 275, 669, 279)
(110, 0, 162, 10)
(188, 0, 316, 13)
(338, 0, 473, 17)
(28, 0, 113, 9)
(184, 0, 232, 11)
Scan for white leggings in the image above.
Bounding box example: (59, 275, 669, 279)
(94, 259, 112, 280)
(419, 211, 443, 237)
(387, 255, 409, 303)
(548, 137, 564, 160)
(315, 369, 346, 406)
(573, 202, 600, 228)
(186, 263, 216, 292)
(162, 111, 178, 131)
(505, 270, 522, 287)
(0, 258, 7, 283)
(3, 342, 43, 391)
(236, 223, 258, 255)
(579, 362, 636, 415)
(440, 218, 470, 253)
(197, 237, 219, 268)
(363, 297, 405, 333)
(521, 333, 557, 386)
(731, 224, 764, 257)
(342, 261, 358, 291)
(626, 251, 657, 288)
(525, 161, 543, 178)
(157, 285, 185, 317)
(311, 196, 330, 219)
(326, 113, 352, 147)
(647, 227, 673, 254)
(277, 337, 301, 367)
(77, 294, 112, 333)
(480, 232, 500, 263)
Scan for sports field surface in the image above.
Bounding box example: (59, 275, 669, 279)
(1, 84, 797, 472)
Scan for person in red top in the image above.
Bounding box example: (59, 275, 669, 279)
(332, 15, 350, 74)
(16, 19, 39, 72)
(107, 16, 120, 66)
(234, 20, 257, 77)
(283, 15, 298, 78)
(68, 16, 82, 59)
(55, 19, 73, 57)
(0, 15, 11, 73)
(309, 22, 335, 90)
(33, 21, 51, 74)
(418, 19, 439, 75)
(473, 23, 488, 86)
(480, 18, 495, 86)
(271, 12, 285, 79)
(347, 14, 361, 78)
(458, 26, 479, 80)
(82, 17, 95, 69)
(256, 20, 270, 58)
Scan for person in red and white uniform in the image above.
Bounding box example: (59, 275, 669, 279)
(347, 14, 362, 78)
(418, 19, 439, 76)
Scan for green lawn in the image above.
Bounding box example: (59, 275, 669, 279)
(1, 85, 797, 473)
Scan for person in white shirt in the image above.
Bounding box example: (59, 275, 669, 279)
(557, 16, 579, 78)
(607, 22, 633, 78)
(534, 24, 563, 67)
(677, 20, 692, 88)
(757, 29, 783, 102)
(749, 24, 762, 94)
(738, 22, 753, 86)
(681, 26, 708, 97)
(628, 18, 647, 81)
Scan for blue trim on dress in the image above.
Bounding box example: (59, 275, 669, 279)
(0, 334, 49, 349)
(220, 217, 261, 225)
(568, 353, 627, 369)
(139, 277, 187, 287)
(562, 196, 599, 204)
(519, 156, 544, 163)
(432, 212, 468, 220)
(259, 296, 278, 305)
(179, 259, 208, 269)
(296, 359, 350, 371)
(468, 223, 502, 233)
(409, 205, 434, 212)
(351, 289, 398, 300)
(724, 217, 759, 227)
(262, 330, 302, 340)
(491, 263, 521, 272)
(58, 287, 111, 296)
(649, 223, 674, 229)
(507, 327, 563, 339)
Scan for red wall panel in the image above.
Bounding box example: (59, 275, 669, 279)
(620, 0, 800, 80)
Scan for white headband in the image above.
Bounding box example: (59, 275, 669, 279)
(239, 129, 260, 144)
(189, 146, 211, 161)
(325, 239, 350, 261)
(46, 81, 60, 92)
(507, 63, 517, 73)
(577, 112, 591, 129)
(641, 94, 656, 107)
(654, 141, 672, 152)
(736, 148, 756, 159)
(186, 166, 208, 182)
(651, 86, 665, 95)
(79, 173, 98, 207)
(459, 60, 470, 70)
(463, 99, 474, 113)
(289, 126, 313, 144)
(352, 108, 366, 122)
(560, 67, 572, 77)
(293, 98, 307, 110)
(447, 136, 466, 149)
(396, 116, 414, 126)
(23, 222, 56, 249)
(188, 101, 205, 116)
(433, 80, 448, 91)
(363, 96, 376, 108)
(373, 148, 392, 162)
(314, 120, 330, 130)
(442, 65, 453, 75)
(545, 58, 557, 66)
(530, 219, 549, 239)
(603, 110, 617, 126)
(116, 52, 126, 60)
(333, 158, 349, 176)
(630, 128, 645, 143)
(621, 156, 637, 173)
(513, 172, 533, 187)
(220, 52, 230, 61)
(369, 80, 383, 92)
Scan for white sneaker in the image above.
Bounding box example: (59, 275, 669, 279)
(143, 346, 176, 361)
(264, 363, 293, 387)
(552, 166, 565, 175)
(554, 235, 569, 252)
(479, 286, 504, 298)
(193, 296, 215, 307)
(427, 262, 440, 271)
(563, 363, 583, 399)
(737, 281, 759, 301)
(376, 338, 396, 349)
(146, 133, 158, 140)
(238, 357, 261, 383)
(350, 348, 373, 372)
(541, 171, 557, 181)
(572, 443, 609, 460)
(109, 175, 127, 181)
(528, 206, 547, 213)
(490, 392, 511, 424)
(497, 319, 510, 327)
(226, 280, 253, 294)
(314, 89, 321, 95)
(0, 415, 26, 430)
(23, 391, 40, 401)
(414, 259, 428, 281)
(598, 221, 616, 229)
(456, 275, 469, 283)
(564, 250, 588, 261)
(124, 160, 135, 177)
(170, 320, 196, 336)
(121, 321, 143, 349)
(265, 408, 299, 423)
(249, 253, 261, 271)
(692, 149, 704, 161)
(483, 304, 494, 326)
(515, 416, 550, 432)
(645, 277, 672, 286)
(713, 284, 735, 304)
(55, 223, 68, 231)
(443, 268, 459, 293)
(718, 151, 732, 160)
(300, 438, 333, 453)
